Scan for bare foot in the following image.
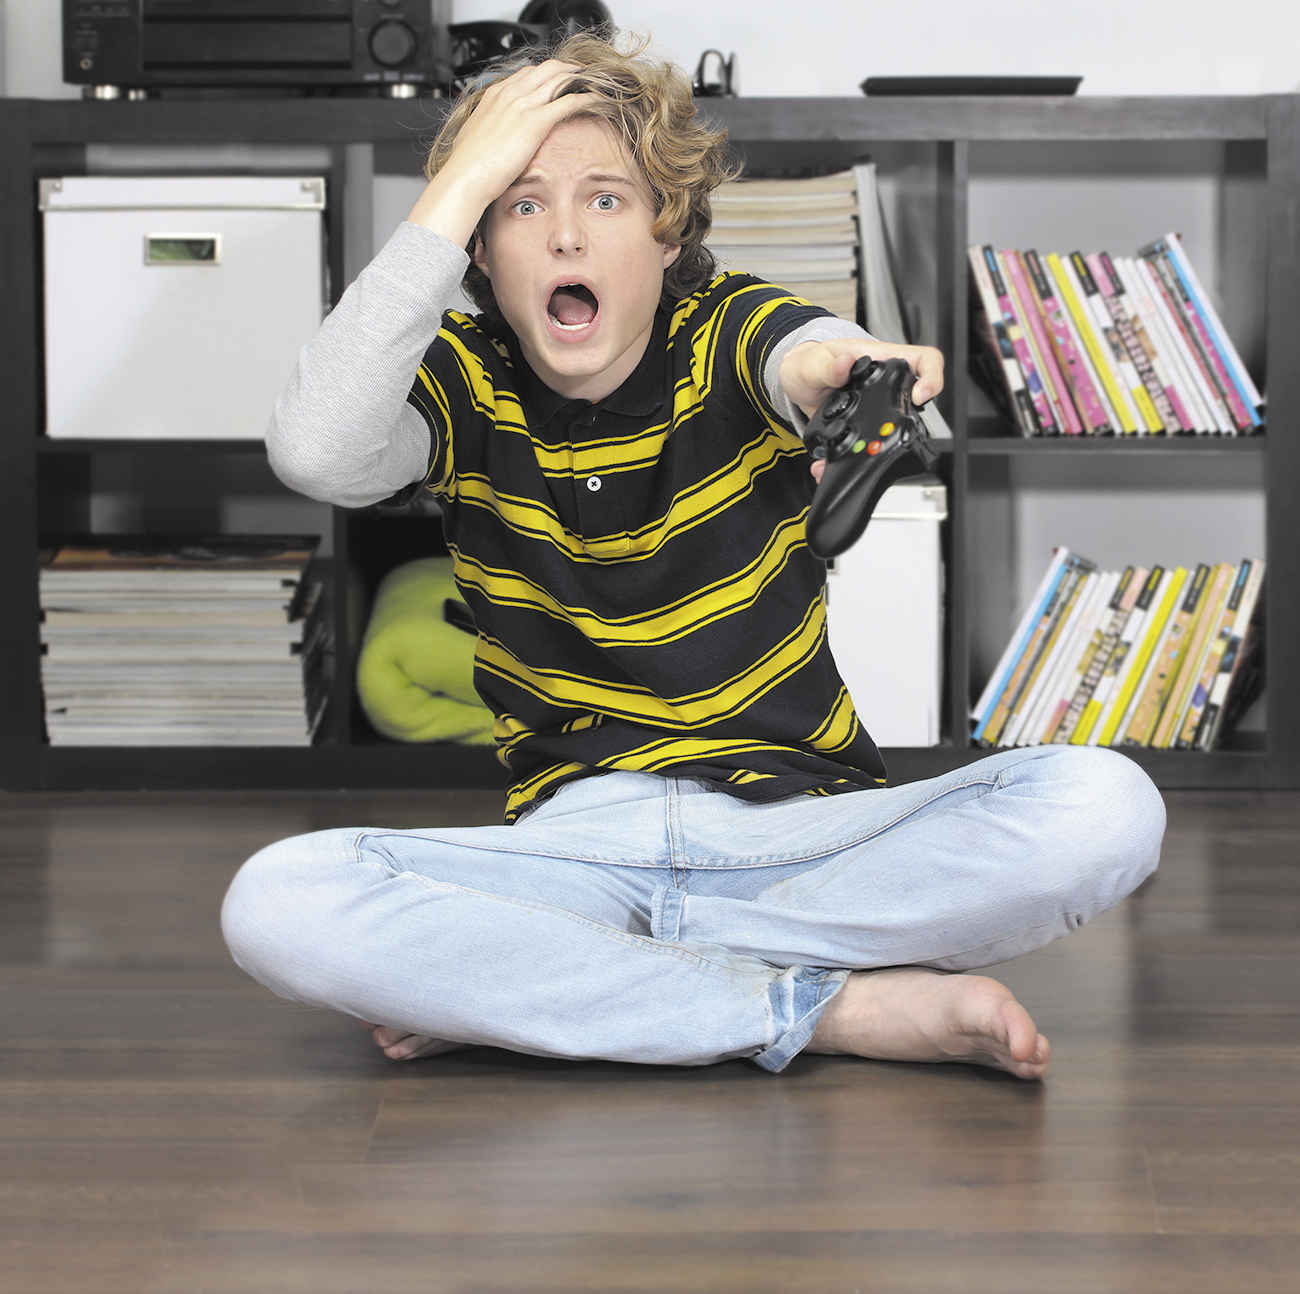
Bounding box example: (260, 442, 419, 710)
(363, 1022, 471, 1062)
(806, 968, 1051, 1080)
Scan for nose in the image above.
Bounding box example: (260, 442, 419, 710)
(548, 202, 586, 255)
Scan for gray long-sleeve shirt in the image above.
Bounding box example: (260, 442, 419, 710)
(266, 220, 872, 508)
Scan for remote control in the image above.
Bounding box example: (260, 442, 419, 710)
(802, 355, 940, 559)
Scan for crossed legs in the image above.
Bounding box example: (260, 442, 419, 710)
(221, 747, 1165, 1077)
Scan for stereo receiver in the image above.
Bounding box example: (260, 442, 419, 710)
(63, 0, 449, 98)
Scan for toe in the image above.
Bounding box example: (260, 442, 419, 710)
(998, 998, 1044, 1062)
(372, 1026, 410, 1052)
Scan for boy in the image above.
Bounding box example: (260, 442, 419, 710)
(221, 34, 1165, 1078)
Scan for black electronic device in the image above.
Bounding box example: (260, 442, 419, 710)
(448, 1, 611, 95)
(63, 0, 449, 98)
(861, 75, 1082, 96)
(803, 356, 940, 560)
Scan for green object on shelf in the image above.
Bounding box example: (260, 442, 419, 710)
(356, 557, 495, 745)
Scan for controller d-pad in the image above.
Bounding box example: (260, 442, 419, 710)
(823, 389, 856, 420)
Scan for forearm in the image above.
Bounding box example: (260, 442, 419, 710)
(266, 221, 469, 508)
(763, 316, 874, 434)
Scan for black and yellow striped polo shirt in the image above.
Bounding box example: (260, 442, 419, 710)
(406, 271, 887, 822)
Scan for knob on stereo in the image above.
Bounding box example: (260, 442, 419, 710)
(370, 19, 417, 67)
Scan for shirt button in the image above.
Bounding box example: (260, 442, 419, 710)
(586, 475, 602, 492)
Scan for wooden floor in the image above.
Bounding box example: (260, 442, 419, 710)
(3, 784, 1299, 1293)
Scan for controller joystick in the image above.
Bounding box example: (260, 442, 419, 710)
(802, 355, 939, 559)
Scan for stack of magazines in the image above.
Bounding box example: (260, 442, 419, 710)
(707, 169, 860, 320)
(972, 548, 1264, 751)
(706, 162, 952, 441)
(968, 235, 1264, 436)
(38, 535, 331, 746)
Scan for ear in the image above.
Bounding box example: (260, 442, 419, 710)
(472, 231, 489, 277)
(662, 243, 682, 270)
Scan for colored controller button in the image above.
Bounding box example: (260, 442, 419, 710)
(867, 441, 883, 455)
(879, 421, 896, 437)
(852, 438, 867, 453)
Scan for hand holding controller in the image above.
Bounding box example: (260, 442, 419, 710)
(802, 355, 940, 559)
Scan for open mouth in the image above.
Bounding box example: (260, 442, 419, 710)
(547, 283, 600, 331)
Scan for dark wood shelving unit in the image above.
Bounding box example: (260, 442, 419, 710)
(966, 417, 1268, 454)
(36, 439, 274, 455)
(2, 92, 1296, 791)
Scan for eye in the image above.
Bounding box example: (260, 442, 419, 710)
(591, 193, 621, 212)
(511, 199, 539, 216)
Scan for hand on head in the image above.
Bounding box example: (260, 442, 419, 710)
(408, 60, 602, 244)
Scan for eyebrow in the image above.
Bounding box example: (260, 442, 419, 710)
(504, 170, 637, 192)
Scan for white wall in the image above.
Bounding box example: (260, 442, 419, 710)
(436, 0, 1293, 96)
(5, 0, 1296, 97)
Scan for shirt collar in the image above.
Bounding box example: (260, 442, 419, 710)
(504, 308, 671, 432)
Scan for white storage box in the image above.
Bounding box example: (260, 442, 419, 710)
(40, 175, 325, 440)
(825, 476, 947, 747)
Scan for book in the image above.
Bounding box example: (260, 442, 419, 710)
(1210, 608, 1265, 745)
(1097, 569, 1180, 749)
(968, 245, 1040, 436)
(1002, 249, 1080, 434)
(1195, 560, 1266, 750)
(1160, 230, 1264, 414)
(1010, 567, 1110, 747)
(1140, 236, 1260, 433)
(984, 245, 1057, 433)
(1083, 565, 1166, 745)
(1049, 251, 1137, 433)
(1024, 249, 1113, 434)
(1035, 568, 1122, 745)
(1075, 251, 1163, 433)
(38, 534, 330, 746)
(1046, 252, 1119, 432)
(854, 162, 908, 340)
(1136, 252, 1235, 432)
(999, 558, 1097, 745)
(1056, 564, 1145, 743)
(979, 552, 1096, 748)
(39, 534, 318, 600)
(1104, 565, 1187, 746)
(1065, 250, 1145, 432)
(1119, 253, 1215, 433)
(1121, 561, 1211, 747)
(854, 162, 953, 440)
(708, 169, 859, 318)
(712, 172, 860, 199)
(1175, 559, 1251, 748)
(41, 604, 302, 626)
(969, 240, 1264, 439)
(1139, 244, 1236, 431)
(1095, 252, 1186, 434)
(998, 567, 1102, 749)
(970, 547, 1071, 736)
(1153, 560, 1234, 748)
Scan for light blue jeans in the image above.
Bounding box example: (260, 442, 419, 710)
(220, 746, 1165, 1073)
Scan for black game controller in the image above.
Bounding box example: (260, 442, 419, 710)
(802, 355, 940, 559)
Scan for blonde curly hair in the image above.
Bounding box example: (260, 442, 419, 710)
(422, 29, 741, 322)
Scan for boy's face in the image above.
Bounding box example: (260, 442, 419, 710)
(473, 116, 681, 404)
